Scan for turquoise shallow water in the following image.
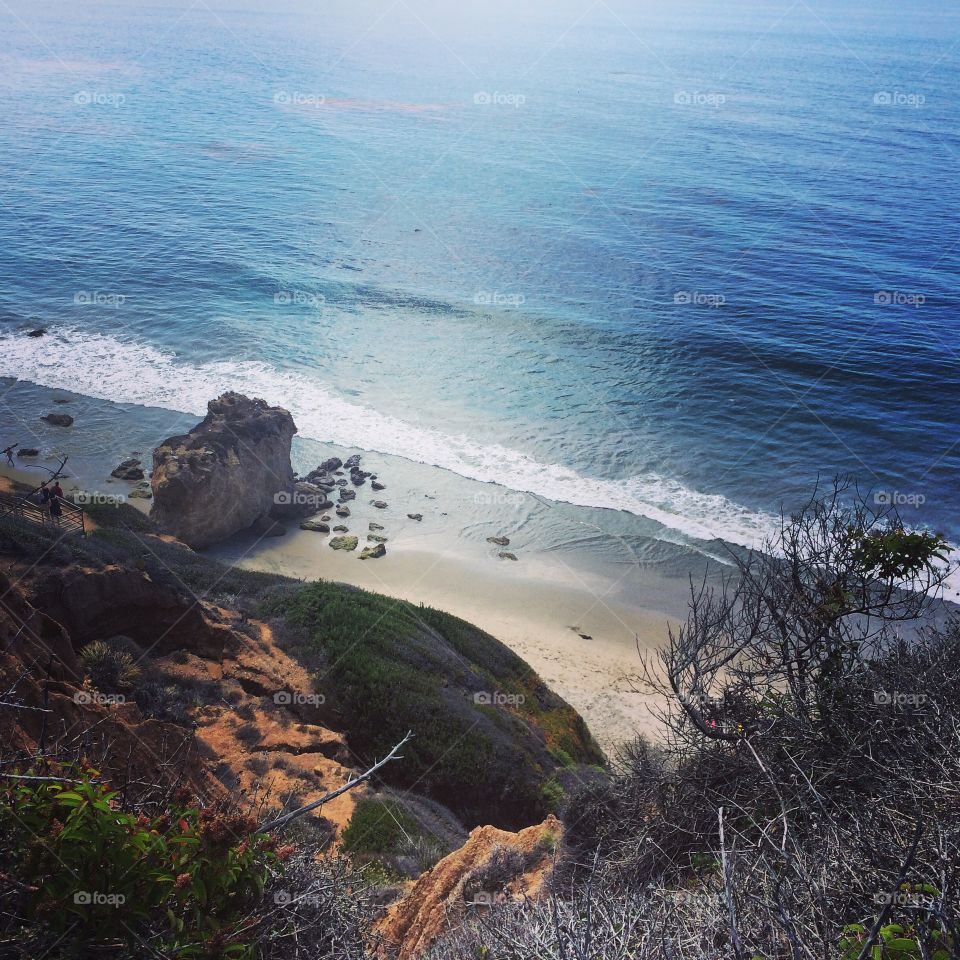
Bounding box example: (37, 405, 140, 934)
(0, 0, 958, 581)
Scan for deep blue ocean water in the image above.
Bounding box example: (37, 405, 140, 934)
(1, 0, 958, 572)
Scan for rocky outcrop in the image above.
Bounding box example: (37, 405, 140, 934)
(377, 815, 563, 960)
(42, 412, 73, 427)
(150, 393, 298, 548)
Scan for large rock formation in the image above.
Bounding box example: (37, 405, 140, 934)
(377, 814, 563, 959)
(151, 393, 299, 548)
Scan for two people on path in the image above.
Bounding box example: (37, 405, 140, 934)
(38, 480, 66, 524)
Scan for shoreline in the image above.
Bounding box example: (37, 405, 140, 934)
(0, 442, 681, 754)
(212, 531, 679, 755)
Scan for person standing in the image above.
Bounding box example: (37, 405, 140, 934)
(2, 444, 16, 466)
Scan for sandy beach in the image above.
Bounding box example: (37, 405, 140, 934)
(0, 451, 681, 755)
(211, 529, 680, 756)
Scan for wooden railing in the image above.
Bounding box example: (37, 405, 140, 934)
(0, 492, 86, 537)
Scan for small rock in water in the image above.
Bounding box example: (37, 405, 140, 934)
(339, 488, 356, 502)
(336, 504, 351, 517)
(17, 448, 39, 457)
(27, 328, 45, 337)
(351, 475, 367, 486)
(360, 542, 386, 559)
(111, 458, 144, 481)
(320, 514, 331, 521)
(42, 413, 73, 427)
(487, 536, 510, 546)
(407, 513, 422, 521)
(318, 457, 342, 473)
(371, 480, 385, 491)
(52, 396, 71, 404)
(371, 500, 388, 509)
(333, 524, 349, 533)
(498, 552, 518, 561)
(367, 534, 388, 543)
(300, 519, 330, 533)
(344, 454, 362, 469)
(329, 535, 358, 551)
(369, 522, 385, 531)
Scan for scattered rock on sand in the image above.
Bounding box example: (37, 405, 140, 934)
(369, 522, 384, 531)
(372, 500, 388, 509)
(333, 524, 349, 533)
(17, 448, 39, 458)
(371, 480, 386, 491)
(111, 458, 144, 481)
(486, 536, 510, 546)
(42, 413, 73, 427)
(407, 513, 422, 521)
(360, 542, 386, 559)
(335, 504, 351, 517)
(498, 552, 518, 561)
(367, 534, 388, 543)
(300, 519, 330, 533)
(128, 489, 153, 500)
(329, 535, 358, 551)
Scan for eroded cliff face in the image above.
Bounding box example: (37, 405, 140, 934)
(0, 556, 364, 831)
(150, 392, 298, 548)
(377, 814, 564, 960)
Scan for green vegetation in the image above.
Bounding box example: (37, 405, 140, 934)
(341, 797, 420, 856)
(261, 580, 602, 827)
(80, 639, 141, 694)
(0, 766, 280, 958)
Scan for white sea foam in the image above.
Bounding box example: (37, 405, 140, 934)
(2, 327, 958, 594)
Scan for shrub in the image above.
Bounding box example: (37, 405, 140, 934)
(0, 766, 282, 957)
(80, 640, 140, 693)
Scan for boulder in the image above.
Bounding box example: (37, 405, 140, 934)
(42, 413, 73, 427)
(333, 524, 349, 533)
(360, 543, 386, 559)
(336, 504, 350, 517)
(150, 392, 297, 549)
(329, 535, 358, 551)
(111, 458, 144, 481)
(338, 488, 356, 502)
(300, 519, 330, 533)
(344, 454, 362, 469)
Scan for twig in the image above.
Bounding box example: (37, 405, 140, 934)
(258, 732, 412, 833)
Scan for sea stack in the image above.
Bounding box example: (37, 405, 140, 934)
(151, 392, 303, 548)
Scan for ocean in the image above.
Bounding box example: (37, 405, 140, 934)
(1, 0, 958, 593)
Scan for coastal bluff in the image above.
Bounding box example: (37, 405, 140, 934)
(151, 392, 301, 548)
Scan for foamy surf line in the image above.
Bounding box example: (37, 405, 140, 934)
(1, 328, 957, 593)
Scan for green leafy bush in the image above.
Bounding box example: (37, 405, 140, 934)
(0, 765, 286, 958)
